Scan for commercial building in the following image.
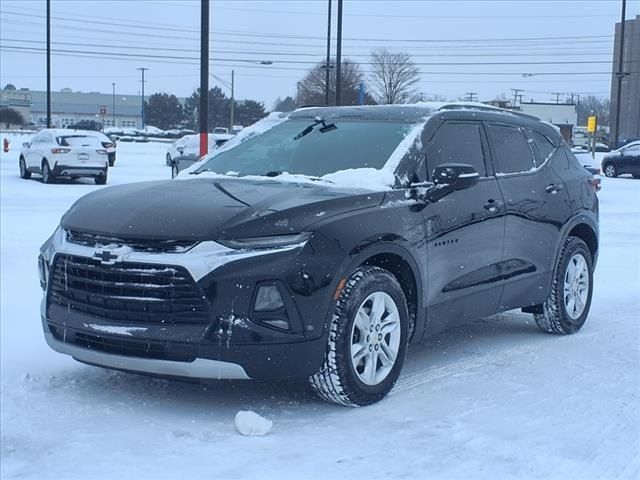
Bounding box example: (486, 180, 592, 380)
(610, 14, 640, 144)
(518, 101, 577, 142)
(1, 88, 148, 128)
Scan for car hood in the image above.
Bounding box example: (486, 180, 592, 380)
(61, 178, 384, 241)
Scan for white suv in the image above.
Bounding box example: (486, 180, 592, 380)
(19, 129, 109, 184)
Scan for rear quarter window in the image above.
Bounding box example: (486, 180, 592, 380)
(527, 129, 556, 167)
(486, 124, 536, 174)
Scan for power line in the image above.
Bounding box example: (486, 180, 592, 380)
(2, 44, 631, 67)
(0, 37, 615, 58)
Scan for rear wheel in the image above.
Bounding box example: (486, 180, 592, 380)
(534, 236, 593, 335)
(94, 170, 108, 185)
(41, 160, 53, 184)
(19, 157, 31, 179)
(108, 153, 116, 167)
(171, 162, 179, 178)
(166, 153, 172, 166)
(309, 266, 409, 406)
(603, 163, 617, 178)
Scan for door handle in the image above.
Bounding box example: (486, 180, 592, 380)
(545, 183, 564, 194)
(483, 199, 501, 213)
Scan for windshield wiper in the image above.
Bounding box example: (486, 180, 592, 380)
(261, 171, 334, 184)
(293, 117, 338, 141)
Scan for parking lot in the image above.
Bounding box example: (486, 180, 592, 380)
(1, 134, 639, 479)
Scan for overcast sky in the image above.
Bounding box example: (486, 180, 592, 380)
(1, 0, 639, 109)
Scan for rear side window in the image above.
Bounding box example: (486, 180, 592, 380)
(426, 122, 487, 177)
(487, 124, 536, 174)
(527, 129, 556, 167)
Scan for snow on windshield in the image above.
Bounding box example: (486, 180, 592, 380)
(57, 136, 102, 147)
(177, 112, 427, 191)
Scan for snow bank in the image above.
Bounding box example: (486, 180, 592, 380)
(234, 410, 273, 436)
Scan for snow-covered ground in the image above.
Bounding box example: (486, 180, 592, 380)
(1, 133, 639, 479)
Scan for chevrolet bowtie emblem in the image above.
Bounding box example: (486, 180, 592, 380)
(92, 244, 132, 265)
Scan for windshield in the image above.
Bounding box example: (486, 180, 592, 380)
(194, 119, 413, 178)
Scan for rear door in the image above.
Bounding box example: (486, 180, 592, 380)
(620, 145, 640, 175)
(486, 123, 572, 310)
(422, 120, 506, 332)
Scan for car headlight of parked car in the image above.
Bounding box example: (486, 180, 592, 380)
(38, 226, 63, 290)
(218, 232, 312, 250)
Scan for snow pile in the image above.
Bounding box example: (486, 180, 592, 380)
(234, 410, 273, 436)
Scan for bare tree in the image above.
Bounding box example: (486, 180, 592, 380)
(369, 49, 420, 104)
(297, 58, 376, 106)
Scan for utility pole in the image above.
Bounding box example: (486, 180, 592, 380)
(230, 69, 235, 131)
(551, 92, 562, 104)
(335, 0, 343, 106)
(465, 92, 477, 102)
(199, 0, 209, 157)
(112, 82, 116, 127)
(613, 0, 628, 148)
(325, 0, 332, 106)
(137, 67, 148, 129)
(46, 0, 51, 127)
(510, 88, 523, 109)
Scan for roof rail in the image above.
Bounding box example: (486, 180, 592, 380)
(436, 102, 540, 121)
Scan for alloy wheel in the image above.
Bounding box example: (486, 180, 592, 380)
(350, 291, 401, 386)
(563, 253, 589, 320)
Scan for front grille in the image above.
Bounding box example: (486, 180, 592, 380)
(49, 325, 195, 362)
(66, 229, 197, 253)
(48, 254, 211, 325)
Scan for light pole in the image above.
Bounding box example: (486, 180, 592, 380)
(112, 82, 116, 127)
(613, 0, 628, 148)
(46, 0, 51, 127)
(200, 0, 209, 157)
(335, 0, 343, 106)
(325, 0, 332, 106)
(137, 67, 148, 129)
(230, 69, 234, 131)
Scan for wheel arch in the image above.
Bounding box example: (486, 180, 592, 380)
(341, 242, 424, 342)
(568, 222, 598, 263)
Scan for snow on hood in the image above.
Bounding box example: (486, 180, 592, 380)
(177, 114, 427, 192)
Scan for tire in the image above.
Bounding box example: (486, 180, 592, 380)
(19, 157, 31, 179)
(171, 163, 179, 178)
(41, 160, 53, 184)
(603, 163, 617, 178)
(94, 171, 108, 185)
(166, 153, 172, 166)
(309, 266, 409, 407)
(108, 154, 116, 167)
(534, 237, 593, 335)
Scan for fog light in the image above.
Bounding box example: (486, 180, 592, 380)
(254, 285, 284, 312)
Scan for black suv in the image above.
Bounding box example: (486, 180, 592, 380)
(38, 104, 599, 406)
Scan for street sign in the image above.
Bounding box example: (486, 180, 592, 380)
(587, 116, 597, 133)
(99, 105, 107, 115)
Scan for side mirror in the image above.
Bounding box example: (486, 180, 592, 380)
(23, 142, 30, 148)
(432, 163, 479, 191)
(177, 146, 184, 154)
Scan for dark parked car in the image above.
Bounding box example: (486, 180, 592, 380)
(601, 141, 640, 178)
(38, 104, 599, 406)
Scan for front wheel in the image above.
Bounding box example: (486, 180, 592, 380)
(603, 163, 617, 178)
(309, 266, 409, 406)
(19, 157, 31, 179)
(534, 237, 593, 334)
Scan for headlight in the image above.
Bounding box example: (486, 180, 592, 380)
(38, 226, 63, 290)
(219, 232, 311, 250)
(38, 254, 50, 290)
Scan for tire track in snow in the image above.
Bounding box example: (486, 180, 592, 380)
(392, 320, 624, 395)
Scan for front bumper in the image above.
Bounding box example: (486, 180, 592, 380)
(39, 229, 343, 380)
